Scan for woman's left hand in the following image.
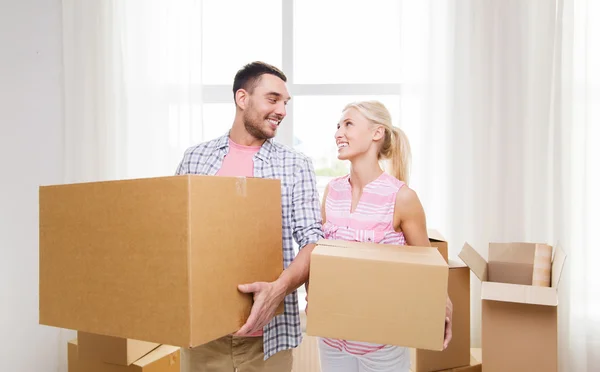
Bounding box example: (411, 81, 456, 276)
(443, 296, 453, 349)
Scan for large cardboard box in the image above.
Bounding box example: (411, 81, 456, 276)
(78, 331, 160, 366)
(68, 339, 180, 372)
(306, 239, 449, 351)
(411, 348, 482, 372)
(411, 260, 470, 371)
(40, 175, 284, 348)
(428, 229, 449, 263)
(459, 243, 566, 372)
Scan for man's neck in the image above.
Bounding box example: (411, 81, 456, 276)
(229, 119, 266, 147)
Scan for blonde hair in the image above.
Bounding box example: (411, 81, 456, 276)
(343, 101, 412, 184)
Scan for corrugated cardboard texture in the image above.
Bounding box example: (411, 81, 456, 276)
(532, 244, 552, 286)
(40, 175, 283, 347)
(482, 300, 557, 372)
(411, 348, 481, 372)
(306, 241, 448, 351)
(428, 229, 448, 263)
(69, 339, 180, 372)
(411, 262, 470, 371)
(78, 332, 159, 366)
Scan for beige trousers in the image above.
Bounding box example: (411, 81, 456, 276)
(181, 335, 293, 372)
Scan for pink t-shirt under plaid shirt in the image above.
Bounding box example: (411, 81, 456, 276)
(322, 172, 406, 355)
(216, 138, 263, 337)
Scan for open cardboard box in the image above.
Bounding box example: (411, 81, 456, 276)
(459, 242, 566, 372)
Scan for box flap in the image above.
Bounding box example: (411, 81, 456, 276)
(551, 245, 567, 288)
(427, 229, 446, 242)
(458, 243, 488, 282)
(481, 281, 558, 306)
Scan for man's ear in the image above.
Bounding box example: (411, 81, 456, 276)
(373, 125, 386, 141)
(235, 89, 249, 109)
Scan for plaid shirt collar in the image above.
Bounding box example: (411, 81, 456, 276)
(214, 133, 275, 163)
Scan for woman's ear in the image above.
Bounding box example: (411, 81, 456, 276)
(372, 125, 386, 141)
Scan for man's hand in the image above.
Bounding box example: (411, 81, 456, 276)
(234, 280, 287, 336)
(443, 296, 453, 349)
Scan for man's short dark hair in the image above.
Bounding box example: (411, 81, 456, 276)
(233, 61, 287, 102)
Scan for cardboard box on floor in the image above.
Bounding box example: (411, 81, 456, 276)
(411, 260, 470, 371)
(459, 242, 566, 372)
(428, 229, 449, 263)
(411, 348, 482, 372)
(306, 239, 449, 351)
(78, 331, 160, 366)
(40, 175, 284, 348)
(68, 339, 180, 372)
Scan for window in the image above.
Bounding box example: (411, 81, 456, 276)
(157, 0, 444, 308)
(197, 1, 438, 198)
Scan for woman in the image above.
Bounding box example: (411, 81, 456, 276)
(311, 101, 452, 372)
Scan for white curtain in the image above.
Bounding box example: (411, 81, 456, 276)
(432, 0, 599, 370)
(402, 0, 599, 370)
(62, 0, 202, 183)
(558, 0, 600, 369)
(61, 3, 202, 369)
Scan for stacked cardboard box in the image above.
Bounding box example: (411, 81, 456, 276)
(68, 337, 180, 372)
(77, 332, 160, 366)
(411, 259, 471, 370)
(459, 242, 566, 372)
(411, 348, 482, 372)
(38, 175, 286, 366)
(409, 232, 473, 372)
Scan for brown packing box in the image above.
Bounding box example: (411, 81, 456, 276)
(78, 331, 160, 366)
(68, 339, 180, 372)
(411, 348, 482, 372)
(306, 239, 449, 351)
(428, 229, 449, 263)
(40, 175, 284, 348)
(459, 243, 566, 372)
(411, 260, 470, 371)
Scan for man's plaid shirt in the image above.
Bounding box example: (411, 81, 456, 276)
(175, 133, 324, 359)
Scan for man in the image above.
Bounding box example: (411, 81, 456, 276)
(175, 61, 323, 371)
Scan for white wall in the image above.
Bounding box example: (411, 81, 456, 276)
(0, 1, 74, 371)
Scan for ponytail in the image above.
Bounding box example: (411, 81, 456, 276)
(388, 126, 411, 184)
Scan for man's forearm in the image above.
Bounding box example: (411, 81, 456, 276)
(275, 243, 316, 296)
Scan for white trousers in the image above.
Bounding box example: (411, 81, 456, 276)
(318, 339, 410, 372)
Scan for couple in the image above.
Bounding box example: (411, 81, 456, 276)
(176, 61, 453, 372)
